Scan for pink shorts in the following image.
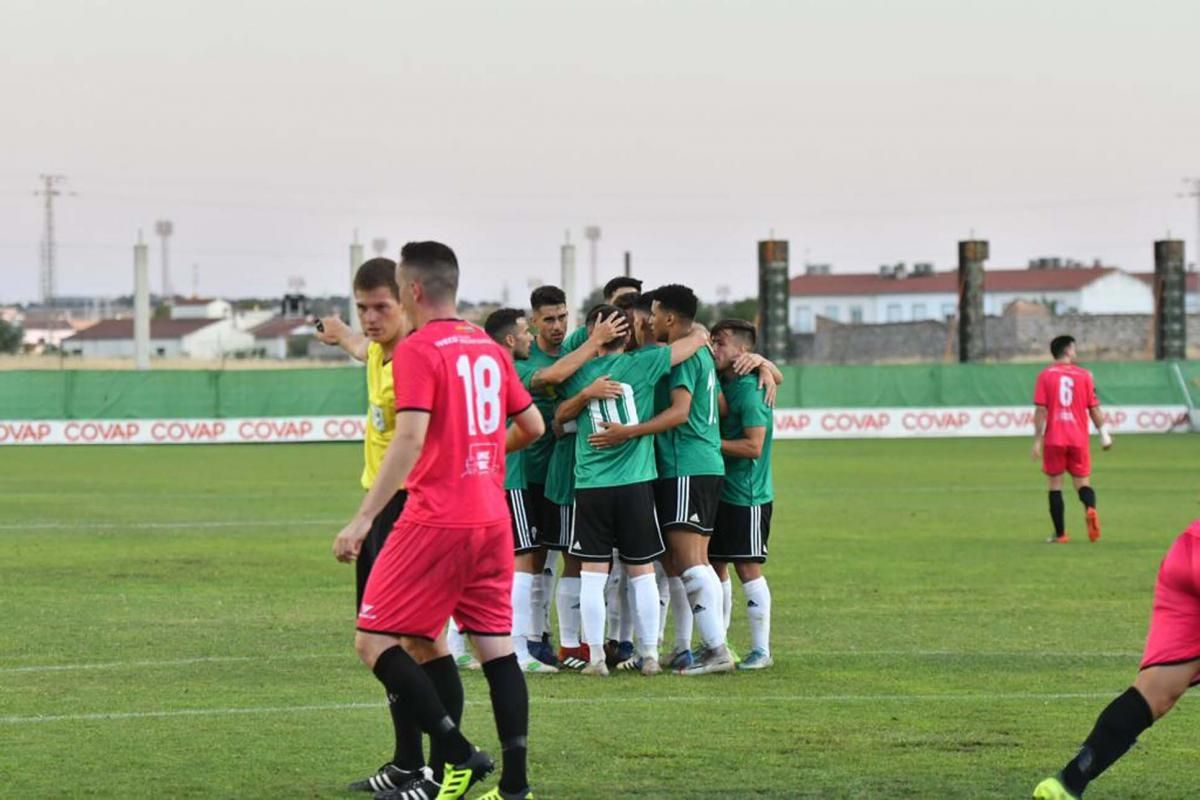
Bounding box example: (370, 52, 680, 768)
(358, 519, 514, 641)
(1140, 523, 1200, 682)
(1043, 444, 1090, 477)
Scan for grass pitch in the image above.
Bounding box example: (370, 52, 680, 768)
(2, 436, 1199, 798)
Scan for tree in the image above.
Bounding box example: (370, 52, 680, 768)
(0, 319, 24, 353)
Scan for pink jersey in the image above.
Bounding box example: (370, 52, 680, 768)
(1033, 363, 1098, 448)
(392, 319, 533, 528)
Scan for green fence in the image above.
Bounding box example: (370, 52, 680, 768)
(0, 361, 1196, 420)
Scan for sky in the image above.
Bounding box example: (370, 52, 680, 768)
(2, 0, 1198, 306)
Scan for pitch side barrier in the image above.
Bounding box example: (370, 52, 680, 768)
(0, 361, 1195, 445)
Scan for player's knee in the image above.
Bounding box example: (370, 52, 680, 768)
(354, 632, 380, 668)
(735, 562, 762, 582)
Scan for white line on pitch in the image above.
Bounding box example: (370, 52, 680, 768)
(0, 653, 347, 674)
(0, 649, 1140, 675)
(0, 692, 1116, 725)
(0, 518, 344, 531)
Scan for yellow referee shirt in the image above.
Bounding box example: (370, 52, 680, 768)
(361, 341, 397, 490)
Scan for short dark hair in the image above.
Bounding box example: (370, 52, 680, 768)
(530, 285, 567, 311)
(613, 292, 641, 312)
(1050, 335, 1075, 359)
(712, 318, 757, 348)
(353, 258, 400, 299)
(585, 303, 631, 352)
(603, 276, 642, 300)
(484, 307, 525, 343)
(634, 290, 656, 313)
(651, 284, 698, 321)
(399, 241, 459, 303)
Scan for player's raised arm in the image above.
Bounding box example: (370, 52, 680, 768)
(314, 314, 369, 362)
(530, 312, 627, 393)
(668, 324, 709, 366)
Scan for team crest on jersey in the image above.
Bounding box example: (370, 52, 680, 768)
(464, 443, 500, 476)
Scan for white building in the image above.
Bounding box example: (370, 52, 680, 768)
(788, 266, 1158, 333)
(170, 298, 232, 320)
(249, 317, 317, 359)
(62, 318, 255, 359)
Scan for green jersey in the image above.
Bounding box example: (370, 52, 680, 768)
(655, 348, 724, 479)
(719, 373, 774, 506)
(560, 346, 672, 490)
(561, 325, 588, 355)
(521, 341, 563, 484)
(504, 359, 539, 491)
(544, 425, 577, 505)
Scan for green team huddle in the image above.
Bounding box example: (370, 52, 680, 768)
(481, 278, 779, 678)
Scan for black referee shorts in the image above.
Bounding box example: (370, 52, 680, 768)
(356, 490, 408, 610)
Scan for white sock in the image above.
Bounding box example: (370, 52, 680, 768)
(529, 570, 546, 641)
(629, 573, 660, 661)
(512, 571, 534, 662)
(556, 576, 582, 648)
(682, 565, 725, 650)
(655, 562, 670, 644)
(743, 576, 772, 656)
(580, 571, 609, 663)
(668, 577, 693, 652)
(619, 573, 635, 644)
(447, 618, 466, 658)
(720, 575, 733, 633)
(605, 560, 624, 640)
(540, 550, 559, 637)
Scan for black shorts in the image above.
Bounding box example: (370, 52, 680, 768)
(541, 500, 575, 552)
(507, 488, 540, 555)
(654, 475, 724, 534)
(356, 490, 408, 610)
(709, 502, 772, 564)
(570, 482, 664, 565)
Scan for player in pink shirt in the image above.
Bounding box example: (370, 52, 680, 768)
(333, 242, 545, 800)
(1031, 335, 1113, 544)
(1033, 520, 1200, 799)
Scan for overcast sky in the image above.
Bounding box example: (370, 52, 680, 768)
(2, 0, 1198, 306)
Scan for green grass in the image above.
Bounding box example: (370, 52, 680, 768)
(2, 437, 1199, 798)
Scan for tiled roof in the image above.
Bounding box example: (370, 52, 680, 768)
(249, 317, 313, 339)
(64, 318, 219, 341)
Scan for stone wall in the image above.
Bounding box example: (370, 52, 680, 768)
(791, 313, 1200, 364)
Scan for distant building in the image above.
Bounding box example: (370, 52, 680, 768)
(1132, 272, 1200, 314)
(249, 317, 318, 359)
(170, 298, 233, 320)
(62, 318, 255, 359)
(788, 265, 1155, 333)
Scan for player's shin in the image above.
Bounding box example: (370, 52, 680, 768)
(668, 577, 693, 650)
(742, 576, 772, 656)
(511, 572, 535, 662)
(422, 655, 466, 783)
(555, 577, 582, 648)
(720, 574, 733, 633)
(482, 654, 530, 794)
(372, 646, 473, 768)
(580, 571, 609, 664)
(629, 571, 660, 661)
(1059, 687, 1153, 797)
(682, 565, 725, 649)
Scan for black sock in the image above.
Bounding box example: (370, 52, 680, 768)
(372, 646, 472, 768)
(387, 690, 425, 771)
(422, 655, 465, 781)
(482, 653, 529, 793)
(1078, 486, 1097, 510)
(1060, 687, 1153, 796)
(1049, 491, 1066, 537)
